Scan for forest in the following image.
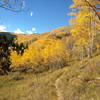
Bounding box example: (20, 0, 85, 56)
(0, 0, 100, 100)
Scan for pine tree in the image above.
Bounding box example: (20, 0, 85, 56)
(0, 33, 28, 74)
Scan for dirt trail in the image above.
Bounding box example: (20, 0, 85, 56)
(55, 78, 64, 100)
(54, 68, 68, 100)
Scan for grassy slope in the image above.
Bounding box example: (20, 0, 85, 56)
(0, 26, 100, 100)
(14, 26, 72, 43)
(0, 55, 100, 100)
(0, 26, 72, 45)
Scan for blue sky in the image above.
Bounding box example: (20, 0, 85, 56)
(0, 0, 73, 34)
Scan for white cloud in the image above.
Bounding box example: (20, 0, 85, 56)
(26, 30, 33, 34)
(0, 25, 7, 32)
(30, 12, 33, 16)
(26, 27, 37, 34)
(32, 27, 36, 31)
(14, 28, 24, 34)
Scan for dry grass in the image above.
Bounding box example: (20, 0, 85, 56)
(0, 55, 100, 100)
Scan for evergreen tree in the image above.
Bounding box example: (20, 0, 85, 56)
(0, 33, 28, 74)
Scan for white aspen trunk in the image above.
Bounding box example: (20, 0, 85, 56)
(81, 46, 84, 60)
(91, 20, 96, 55)
(88, 7, 92, 58)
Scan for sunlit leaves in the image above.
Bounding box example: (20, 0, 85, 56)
(69, 0, 100, 59)
(10, 37, 68, 72)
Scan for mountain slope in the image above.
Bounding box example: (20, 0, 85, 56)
(0, 54, 100, 100)
(0, 26, 100, 100)
(15, 26, 72, 42)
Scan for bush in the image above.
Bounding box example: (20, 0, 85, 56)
(10, 38, 68, 72)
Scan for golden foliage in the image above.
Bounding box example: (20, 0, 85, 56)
(10, 37, 68, 72)
(69, 0, 100, 59)
(10, 0, 100, 72)
(10, 51, 23, 68)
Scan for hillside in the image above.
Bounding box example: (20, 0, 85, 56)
(15, 34, 40, 43)
(14, 26, 72, 42)
(0, 25, 100, 100)
(0, 54, 100, 100)
(0, 26, 72, 43)
(9, 26, 74, 72)
(0, 0, 100, 99)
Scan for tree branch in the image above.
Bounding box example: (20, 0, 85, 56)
(84, 0, 100, 20)
(0, 0, 24, 12)
(1, 6, 22, 12)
